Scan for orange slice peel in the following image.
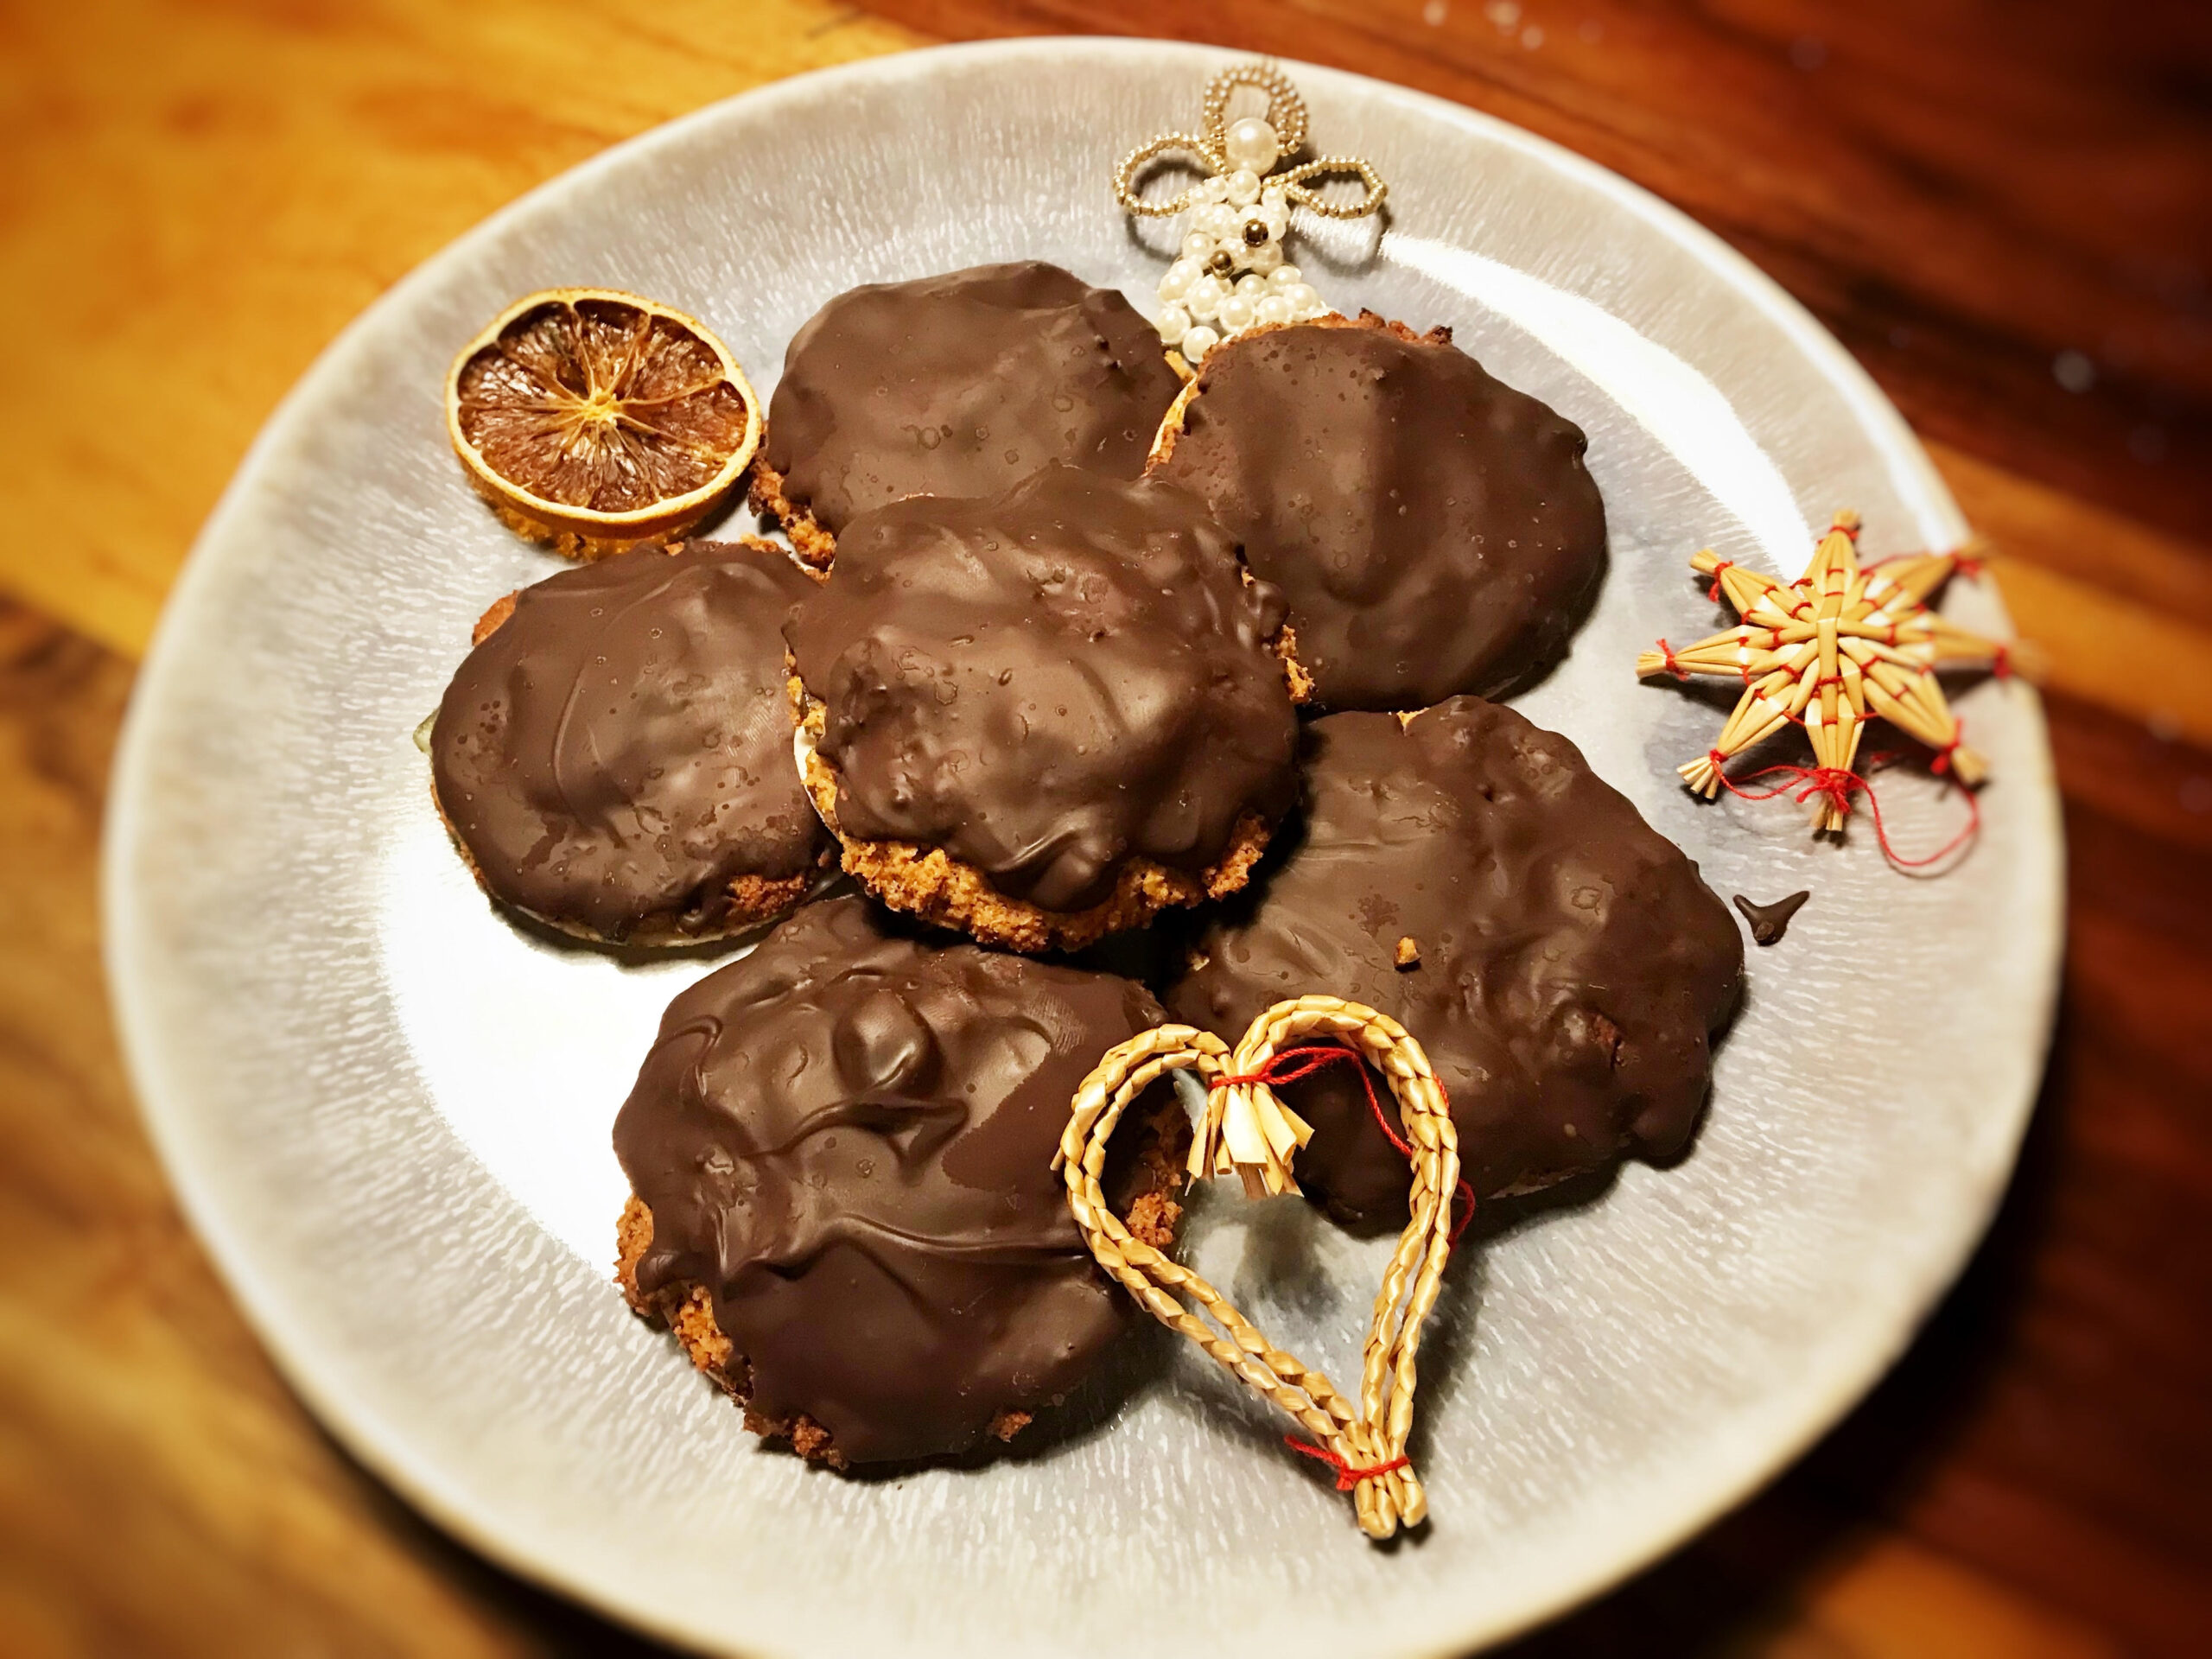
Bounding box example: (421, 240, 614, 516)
(446, 288, 761, 557)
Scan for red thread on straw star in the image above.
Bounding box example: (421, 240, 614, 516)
(1710, 758, 1981, 870)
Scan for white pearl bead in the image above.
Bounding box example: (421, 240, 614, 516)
(1199, 175, 1230, 203)
(1224, 116, 1281, 175)
(1245, 242, 1283, 276)
(1179, 323, 1222, 359)
(1226, 168, 1262, 207)
(1281, 283, 1321, 313)
(1261, 182, 1287, 208)
(1233, 273, 1268, 297)
(1183, 275, 1227, 321)
(1298, 299, 1332, 321)
(1181, 231, 1215, 262)
(1195, 203, 1237, 240)
(1261, 203, 1289, 239)
(1159, 259, 1199, 300)
(1255, 295, 1293, 327)
(1218, 295, 1256, 332)
(1155, 304, 1192, 343)
(1268, 264, 1302, 288)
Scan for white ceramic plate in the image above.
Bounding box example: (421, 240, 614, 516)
(105, 38, 2062, 1659)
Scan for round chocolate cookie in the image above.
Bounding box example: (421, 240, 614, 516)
(613, 895, 1187, 1466)
(1167, 697, 1742, 1230)
(784, 461, 1305, 955)
(429, 538, 831, 946)
(751, 262, 1182, 565)
(1148, 313, 1607, 711)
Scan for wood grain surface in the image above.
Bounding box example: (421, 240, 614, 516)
(0, 1, 2206, 1655)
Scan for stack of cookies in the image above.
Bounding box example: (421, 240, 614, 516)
(427, 261, 1744, 1471)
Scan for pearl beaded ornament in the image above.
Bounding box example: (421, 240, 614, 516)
(1116, 61, 1389, 363)
(1148, 175, 1323, 354)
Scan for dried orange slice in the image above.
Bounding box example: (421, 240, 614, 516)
(447, 288, 761, 556)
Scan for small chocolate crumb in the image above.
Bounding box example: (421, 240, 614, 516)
(1733, 890, 1811, 945)
(1395, 935, 1421, 969)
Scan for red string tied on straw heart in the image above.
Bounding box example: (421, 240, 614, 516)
(1283, 1437, 1413, 1491)
(1212, 1041, 1475, 1248)
(1205, 1035, 1470, 1513)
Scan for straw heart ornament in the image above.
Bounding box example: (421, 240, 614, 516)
(1115, 60, 1389, 365)
(1058, 995, 1470, 1541)
(1637, 511, 2027, 868)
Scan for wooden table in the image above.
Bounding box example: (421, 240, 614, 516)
(2, 2, 2205, 1653)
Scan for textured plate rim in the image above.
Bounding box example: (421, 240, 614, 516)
(102, 36, 2063, 1656)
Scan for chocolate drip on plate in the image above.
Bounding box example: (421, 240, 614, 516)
(1733, 890, 1812, 944)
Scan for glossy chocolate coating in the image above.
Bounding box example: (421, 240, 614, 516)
(613, 896, 1166, 1465)
(785, 462, 1300, 913)
(762, 262, 1181, 537)
(1151, 320, 1607, 710)
(429, 540, 826, 941)
(1167, 698, 1742, 1229)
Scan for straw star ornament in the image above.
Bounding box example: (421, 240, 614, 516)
(1637, 512, 2014, 849)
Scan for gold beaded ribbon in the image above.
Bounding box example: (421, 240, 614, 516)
(1113, 60, 1389, 222)
(1057, 995, 1460, 1541)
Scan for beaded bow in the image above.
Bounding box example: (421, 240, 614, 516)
(1115, 61, 1389, 365)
